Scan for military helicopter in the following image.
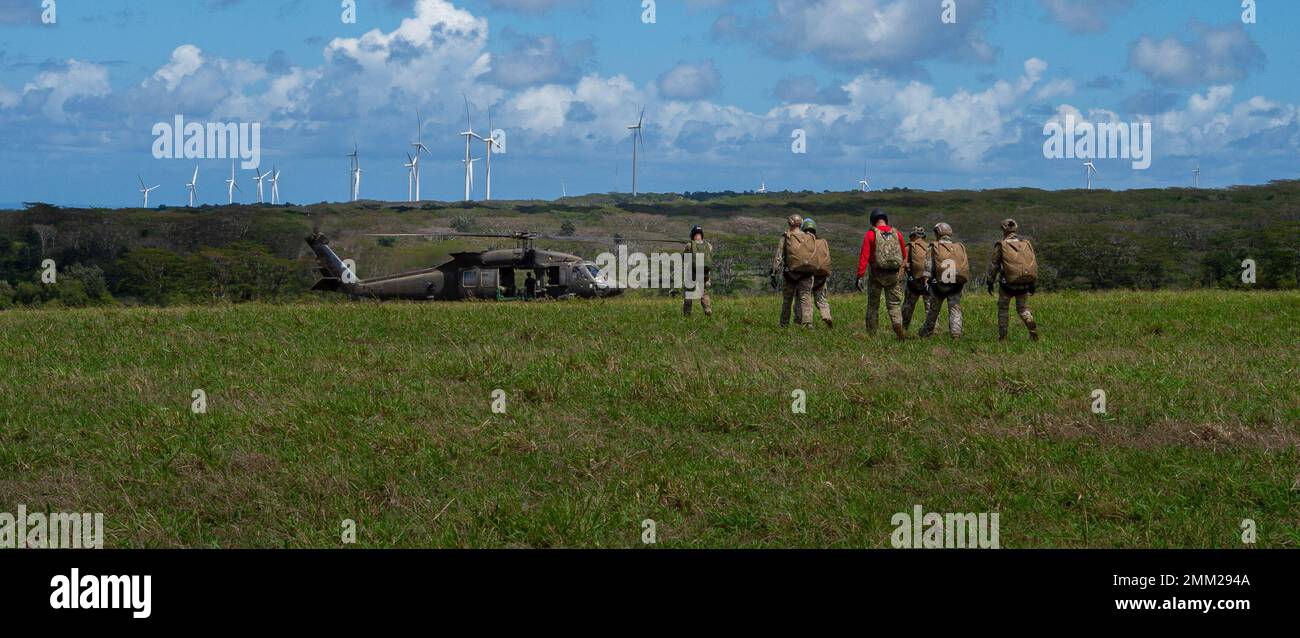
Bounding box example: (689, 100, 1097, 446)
(306, 229, 679, 301)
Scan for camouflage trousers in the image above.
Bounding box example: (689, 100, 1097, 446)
(683, 275, 712, 317)
(811, 275, 832, 325)
(781, 273, 814, 327)
(901, 284, 932, 330)
(998, 287, 1037, 339)
(919, 289, 963, 338)
(865, 274, 904, 332)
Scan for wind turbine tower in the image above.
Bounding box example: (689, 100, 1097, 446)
(186, 166, 198, 207)
(138, 176, 160, 208)
(410, 109, 430, 201)
(460, 96, 482, 201)
(252, 168, 271, 204)
(1084, 161, 1098, 190)
(225, 160, 241, 204)
(627, 107, 644, 196)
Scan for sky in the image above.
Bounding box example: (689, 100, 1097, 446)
(0, 0, 1297, 207)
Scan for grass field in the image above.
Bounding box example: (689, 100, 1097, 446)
(1, 290, 1297, 548)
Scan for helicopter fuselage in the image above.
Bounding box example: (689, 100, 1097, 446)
(306, 234, 619, 301)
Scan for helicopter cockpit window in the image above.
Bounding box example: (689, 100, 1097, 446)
(462, 270, 478, 288)
(481, 269, 497, 289)
(585, 265, 601, 279)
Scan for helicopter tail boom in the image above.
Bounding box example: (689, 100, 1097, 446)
(306, 233, 355, 292)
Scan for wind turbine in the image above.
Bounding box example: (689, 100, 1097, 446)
(460, 95, 482, 201)
(410, 109, 430, 201)
(225, 159, 241, 204)
(463, 157, 481, 194)
(758, 176, 768, 194)
(138, 176, 160, 208)
(1193, 161, 1201, 188)
(626, 107, 644, 196)
(1084, 161, 1098, 190)
(269, 167, 280, 204)
(858, 166, 870, 192)
(347, 140, 359, 202)
(561, 179, 567, 198)
(481, 107, 502, 201)
(403, 153, 416, 202)
(252, 168, 271, 204)
(352, 162, 363, 202)
(185, 166, 198, 207)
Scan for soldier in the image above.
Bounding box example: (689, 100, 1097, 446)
(801, 217, 833, 329)
(919, 222, 968, 339)
(682, 224, 713, 317)
(771, 213, 814, 328)
(986, 218, 1040, 341)
(902, 225, 931, 332)
(855, 208, 908, 340)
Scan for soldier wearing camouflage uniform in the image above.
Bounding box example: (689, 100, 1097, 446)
(901, 226, 932, 331)
(772, 214, 814, 328)
(919, 222, 965, 339)
(801, 217, 833, 329)
(682, 224, 713, 318)
(986, 218, 1039, 341)
(855, 209, 909, 340)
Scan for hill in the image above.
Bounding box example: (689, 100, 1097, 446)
(2, 183, 1298, 307)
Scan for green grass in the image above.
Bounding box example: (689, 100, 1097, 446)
(1, 290, 1297, 548)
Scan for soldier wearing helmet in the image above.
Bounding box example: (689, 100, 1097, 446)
(682, 224, 713, 317)
(772, 213, 813, 327)
(902, 225, 932, 333)
(918, 222, 967, 339)
(986, 218, 1040, 341)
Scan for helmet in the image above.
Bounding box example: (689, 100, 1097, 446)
(1000, 218, 1018, 233)
(801, 217, 817, 233)
(787, 214, 804, 228)
(909, 225, 926, 238)
(933, 222, 953, 238)
(869, 208, 888, 226)
(690, 225, 704, 240)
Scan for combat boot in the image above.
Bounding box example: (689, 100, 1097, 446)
(823, 318, 833, 329)
(893, 324, 908, 340)
(1027, 320, 1039, 341)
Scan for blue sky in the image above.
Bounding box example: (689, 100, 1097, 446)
(0, 0, 1297, 207)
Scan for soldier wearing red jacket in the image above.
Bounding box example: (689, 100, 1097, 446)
(855, 208, 909, 340)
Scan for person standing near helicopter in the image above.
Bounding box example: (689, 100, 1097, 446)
(683, 225, 714, 317)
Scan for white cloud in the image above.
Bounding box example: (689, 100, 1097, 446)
(1039, 0, 1133, 34)
(718, 0, 997, 75)
(1154, 86, 1297, 156)
(150, 45, 205, 92)
(1129, 23, 1264, 87)
(657, 60, 722, 101)
(22, 59, 111, 120)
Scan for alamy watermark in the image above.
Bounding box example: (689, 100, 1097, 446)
(891, 505, 1000, 549)
(1, 504, 104, 549)
(594, 246, 707, 299)
(153, 115, 262, 170)
(1043, 113, 1151, 170)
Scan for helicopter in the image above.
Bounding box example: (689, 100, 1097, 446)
(305, 229, 680, 301)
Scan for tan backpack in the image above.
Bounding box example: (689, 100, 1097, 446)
(907, 239, 928, 276)
(812, 238, 832, 278)
(785, 231, 818, 274)
(931, 242, 970, 285)
(998, 238, 1038, 286)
